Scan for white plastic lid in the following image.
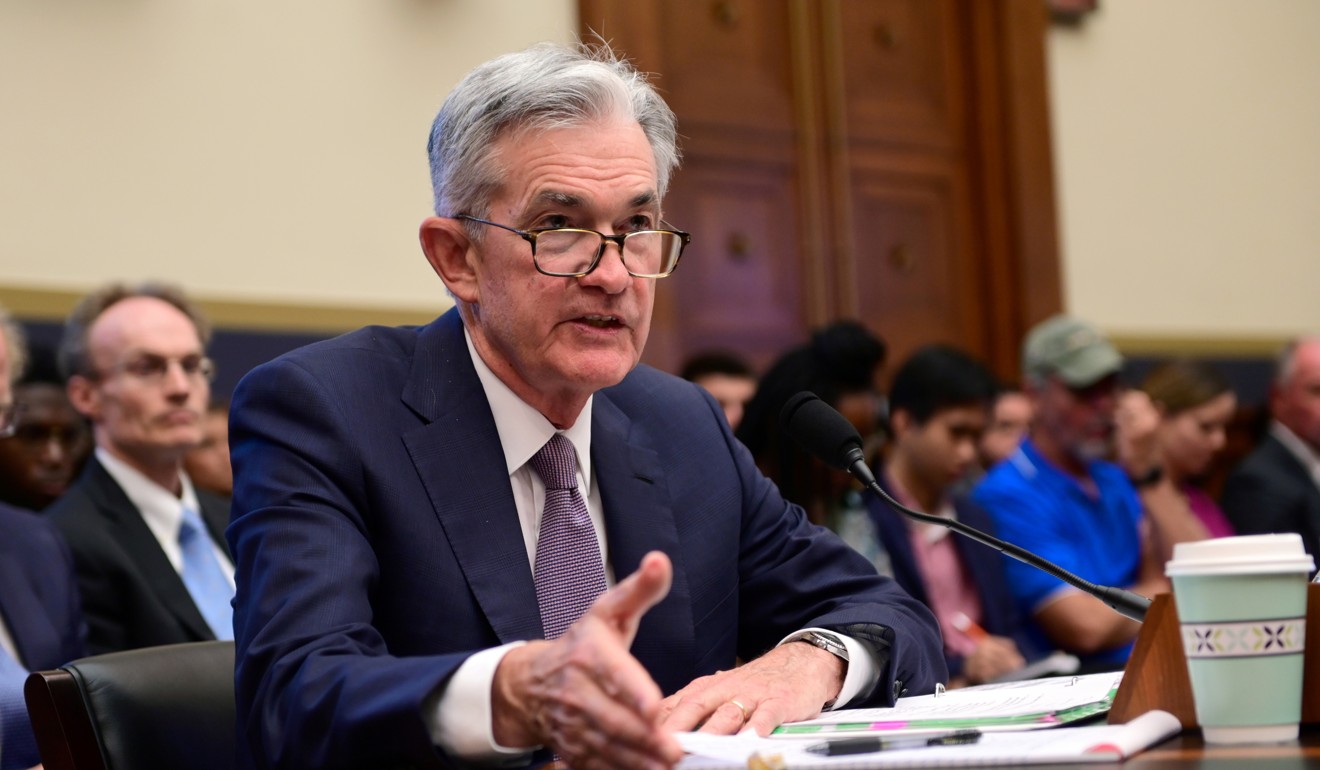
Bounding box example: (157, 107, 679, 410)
(1165, 533, 1315, 577)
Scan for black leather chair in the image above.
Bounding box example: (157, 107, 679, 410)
(24, 640, 235, 770)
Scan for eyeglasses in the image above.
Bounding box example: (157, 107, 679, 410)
(0, 403, 15, 439)
(455, 215, 691, 278)
(90, 354, 217, 385)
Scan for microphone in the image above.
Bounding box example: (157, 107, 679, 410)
(779, 391, 1150, 622)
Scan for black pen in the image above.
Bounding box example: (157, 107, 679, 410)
(804, 729, 982, 756)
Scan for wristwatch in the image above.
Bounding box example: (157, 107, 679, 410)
(1128, 465, 1165, 488)
(792, 630, 850, 662)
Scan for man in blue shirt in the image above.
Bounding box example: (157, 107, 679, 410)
(973, 316, 1192, 668)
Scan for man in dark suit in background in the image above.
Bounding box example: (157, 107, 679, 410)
(1223, 337, 1320, 559)
(228, 42, 944, 770)
(46, 283, 233, 655)
(0, 304, 87, 770)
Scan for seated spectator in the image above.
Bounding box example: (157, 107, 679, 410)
(679, 351, 756, 431)
(1222, 337, 1320, 558)
(979, 385, 1032, 471)
(0, 303, 87, 770)
(869, 345, 1036, 686)
(737, 321, 889, 572)
(184, 400, 233, 496)
(973, 316, 1189, 669)
(0, 345, 92, 512)
(1140, 359, 1237, 538)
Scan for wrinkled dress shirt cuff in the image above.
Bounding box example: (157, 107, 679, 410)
(426, 641, 538, 765)
(777, 628, 877, 710)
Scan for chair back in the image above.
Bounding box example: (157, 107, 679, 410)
(24, 640, 236, 770)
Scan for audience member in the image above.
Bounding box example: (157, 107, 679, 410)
(227, 43, 943, 770)
(184, 400, 233, 496)
(46, 283, 234, 654)
(870, 345, 1035, 686)
(679, 351, 756, 430)
(979, 386, 1032, 471)
(0, 303, 87, 770)
(1222, 337, 1320, 558)
(973, 315, 1192, 669)
(737, 321, 887, 526)
(0, 345, 91, 512)
(1140, 359, 1237, 538)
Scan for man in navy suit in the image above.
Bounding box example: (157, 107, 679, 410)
(1223, 337, 1320, 559)
(46, 284, 234, 655)
(0, 305, 86, 770)
(229, 43, 944, 770)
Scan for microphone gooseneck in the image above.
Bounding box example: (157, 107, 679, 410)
(779, 391, 1150, 623)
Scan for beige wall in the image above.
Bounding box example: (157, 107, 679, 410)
(0, 0, 575, 327)
(1048, 0, 1320, 345)
(4, 1, 1317, 345)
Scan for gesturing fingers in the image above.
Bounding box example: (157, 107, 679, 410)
(590, 550, 673, 642)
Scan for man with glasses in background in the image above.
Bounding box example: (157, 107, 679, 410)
(47, 283, 234, 655)
(228, 43, 943, 770)
(0, 304, 86, 770)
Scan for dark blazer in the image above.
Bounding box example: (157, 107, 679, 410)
(0, 501, 86, 770)
(867, 477, 1039, 679)
(1222, 432, 1320, 561)
(46, 456, 232, 655)
(228, 309, 946, 770)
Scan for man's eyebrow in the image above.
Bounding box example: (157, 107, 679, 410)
(530, 190, 660, 210)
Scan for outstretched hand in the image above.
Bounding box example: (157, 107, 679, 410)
(658, 638, 847, 738)
(490, 551, 685, 770)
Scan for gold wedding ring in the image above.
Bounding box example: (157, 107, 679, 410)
(729, 698, 751, 721)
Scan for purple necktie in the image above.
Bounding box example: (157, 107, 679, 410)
(529, 433, 607, 640)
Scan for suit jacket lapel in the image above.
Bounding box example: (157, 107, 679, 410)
(84, 459, 215, 640)
(401, 312, 542, 644)
(0, 554, 57, 667)
(592, 393, 695, 693)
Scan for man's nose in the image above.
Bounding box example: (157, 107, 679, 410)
(579, 240, 632, 293)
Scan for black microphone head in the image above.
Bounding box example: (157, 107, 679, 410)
(779, 391, 865, 471)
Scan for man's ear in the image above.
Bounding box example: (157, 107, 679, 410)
(889, 408, 912, 438)
(66, 375, 100, 421)
(420, 216, 480, 304)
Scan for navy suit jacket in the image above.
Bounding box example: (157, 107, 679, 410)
(1222, 432, 1320, 562)
(228, 309, 945, 770)
(867, 478, 1039, 679)
(0, 502, 86, 770)
(46, 456, 233, 654)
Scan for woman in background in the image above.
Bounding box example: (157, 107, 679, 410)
(1140, 359, 1237, 538)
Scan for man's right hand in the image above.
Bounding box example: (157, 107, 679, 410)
(490, 551, 685, 770)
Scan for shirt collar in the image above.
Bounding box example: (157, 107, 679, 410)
(95, 446, 201, 533)
(463, 328, 594, 484)
(1271, 421, 1320, 486)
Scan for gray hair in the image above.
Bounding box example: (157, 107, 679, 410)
(0, 303, 27, 386)
(427, 41, 680, 218)
(1275, 335, 1320, 389)
(58, 282, 212, 380)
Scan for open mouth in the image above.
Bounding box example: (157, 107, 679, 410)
(578, 314, 623, 329)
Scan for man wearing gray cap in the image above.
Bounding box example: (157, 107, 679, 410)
(972, 315, 1200, 669)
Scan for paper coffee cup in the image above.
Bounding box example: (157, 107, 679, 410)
(1166, 534, 1314, 744)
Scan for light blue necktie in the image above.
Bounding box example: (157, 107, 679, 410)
(179, 506, 235, 641)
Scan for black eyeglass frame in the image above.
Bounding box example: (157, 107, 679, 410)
(455, 214, 692, 279)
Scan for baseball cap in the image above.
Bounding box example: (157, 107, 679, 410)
(1022, 315, 1123, 387)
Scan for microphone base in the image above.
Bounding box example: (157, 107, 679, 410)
(1108, 583, 1320, 728)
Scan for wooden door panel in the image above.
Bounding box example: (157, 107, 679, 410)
(829, 0, 964, 151)
(846, 166, 981, 365)
(655, 159, 805, 370)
